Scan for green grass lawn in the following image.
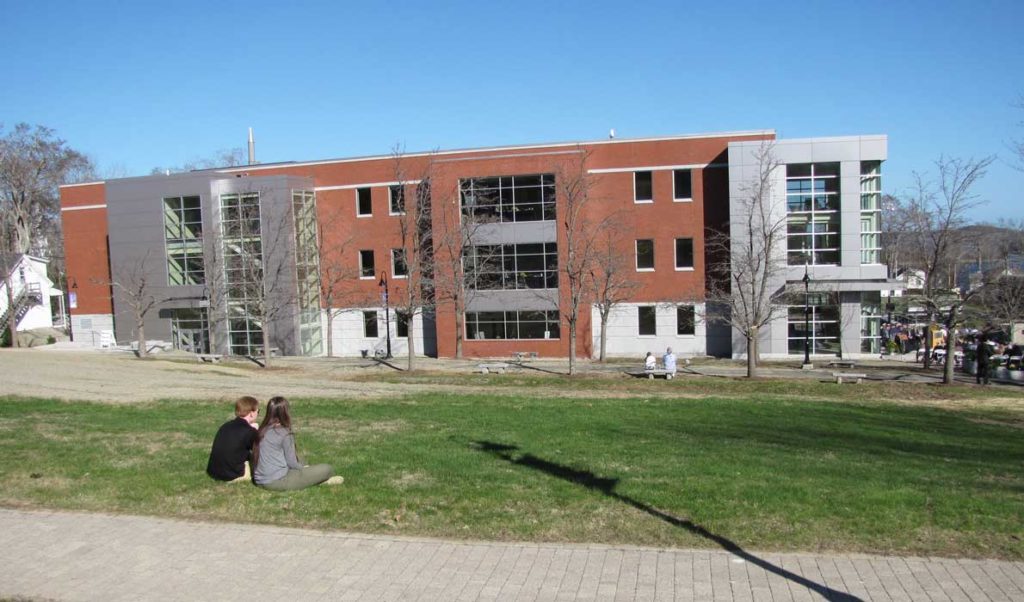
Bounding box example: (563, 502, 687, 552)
(1, 386, 1022, 559)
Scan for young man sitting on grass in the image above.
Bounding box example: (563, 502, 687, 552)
(206, 396, 260, 482)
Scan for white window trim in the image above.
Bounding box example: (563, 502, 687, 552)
(391, 249, 408, 279)
(672, 169, 693, 202)
(633, 171, 653, 204)
(388, 186, 406, 216)
(359, 251, 375, 280)
(356, 188, 372, 218)
(362, 310, 379, 338)
(674, 238, 694, 271)
(635, 240, 655, 271)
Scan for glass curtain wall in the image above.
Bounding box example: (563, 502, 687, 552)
(466, 310, 560, 340)
(221, 192, 264, 356)
(786, 163, 841, 265)
(860, 292, 882, 353)
(170, 308, 209, 353)
(292, 190, 323, 356)
(460, 174, 556, 222)
(163, 196, 205, 285)
(860, 161, 882, 264)
(787, 292, 840, 355)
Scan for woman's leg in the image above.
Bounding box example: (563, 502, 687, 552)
(260, 464, 334, 491)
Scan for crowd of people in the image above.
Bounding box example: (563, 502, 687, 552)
(206, 395, 343, 490)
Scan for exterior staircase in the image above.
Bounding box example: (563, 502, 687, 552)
(0, 283, 43, 331)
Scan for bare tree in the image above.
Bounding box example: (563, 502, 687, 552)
(431, 173, 498, 359)
(1011, 94, 1024, 172)
(313, 206, 361, 357)
(588, 214, 641, 361)
(100, 251, 164, 358)
(216, 187, 297, 367)
(390, 147, 435, 370)
(705, 142, 788, 378)
(150, 147, 245, 175)
(555, 148, 598, 375)
(899, 156, 994, 383)
(0, 123, 94, 257)
(971, 273, 1024, 331)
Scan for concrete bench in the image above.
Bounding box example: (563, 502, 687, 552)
(828, 360, 857, 369)
(832, 372, 867, 384)
(511, 351, 539, 362)
(477, 362, 511, 374)
(627, 369, 677, 380)
(196, 354, 223, 363)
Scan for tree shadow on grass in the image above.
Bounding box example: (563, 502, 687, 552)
(472, 440, 862, 602)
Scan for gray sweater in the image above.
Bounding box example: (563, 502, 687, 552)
(253, 426, 303, 484)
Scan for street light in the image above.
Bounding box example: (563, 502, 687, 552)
(378, 272, 392, 359)
(802, 264, 812, 368)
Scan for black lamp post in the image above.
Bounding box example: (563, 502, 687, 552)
(802, 264, 812, 368)
(378, 272, 392, 359)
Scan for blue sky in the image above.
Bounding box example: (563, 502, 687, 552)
(4, 0, 1022, 220)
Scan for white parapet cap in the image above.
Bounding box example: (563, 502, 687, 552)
(208, 130, 776, 174)
(60, 203, 107, 212)
(59, 181, 106, 189)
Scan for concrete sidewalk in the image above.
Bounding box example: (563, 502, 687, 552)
(1, 510, 1022, 601)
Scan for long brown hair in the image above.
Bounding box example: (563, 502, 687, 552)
(252, 396, 293, 470)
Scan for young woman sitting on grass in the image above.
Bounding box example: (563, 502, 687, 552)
(252, 396, 343, 491)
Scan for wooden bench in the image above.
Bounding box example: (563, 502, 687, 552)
(828, 359, 857, 369)
(832, 372, 867, 384)
(477, 362, 511, 374)
(196, 353, 223, 363)
(627, 369, 677, 380)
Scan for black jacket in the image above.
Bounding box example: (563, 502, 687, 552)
(206, 417, 257, 481)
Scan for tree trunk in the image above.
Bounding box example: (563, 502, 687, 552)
(4, 274, 19, 348)
(407, 315, 415, 371)
(262, 328, 271, 368)
(746, 327, 758, 378)
(943, 322, 956, 385)
(923, 323, 933, 369)
(326, 311, 334, 357)
(599, 312, 609, 362)
(568, 318, 577, 376)
(454, 303, 464, 359)
(137, 320, 148, 358)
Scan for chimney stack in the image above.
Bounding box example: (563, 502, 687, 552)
(248, 127, 256, 165)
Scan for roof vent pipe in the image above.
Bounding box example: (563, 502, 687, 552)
(248, 127, 256, 165)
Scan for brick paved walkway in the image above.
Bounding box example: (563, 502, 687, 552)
(1, 509, 1021, 601)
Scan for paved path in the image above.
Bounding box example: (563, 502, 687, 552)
(1, 510, 1022, 601)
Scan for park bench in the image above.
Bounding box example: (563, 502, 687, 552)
(195, 353, 223, 363)
(626, 369, 677, 380)
(477, 362, 511, 374)
(828, 359, 857, 369)
(832, 372, 867, 384)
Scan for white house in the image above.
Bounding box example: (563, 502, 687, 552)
(0, 254, 66, 335)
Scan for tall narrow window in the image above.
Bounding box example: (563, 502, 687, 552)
(389, 185, 405, 214)
(359, 250, 375, 278)
(673, 169, 692, 201)
(675, 238, 694, 270)
(638, 306, 657, 335)
(396, 311, 410, 338)
(392, 249, 408, 278)
(634, 171, 653, 203)
(363, 311, 379, 338)
(164, 195, 205, 286)
(860, 161, 882, 264)
(357, 187, 372, 216)
(636, 239, 654, 270)
(786, 163, 841, 265)
(677, 306, 695, 335)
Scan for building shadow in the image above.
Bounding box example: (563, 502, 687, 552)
(472, 440, 861, 602)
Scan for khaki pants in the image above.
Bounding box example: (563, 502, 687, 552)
(258, 464, 334, 491)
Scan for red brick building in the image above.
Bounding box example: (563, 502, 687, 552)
(61, 130, 777, 358)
